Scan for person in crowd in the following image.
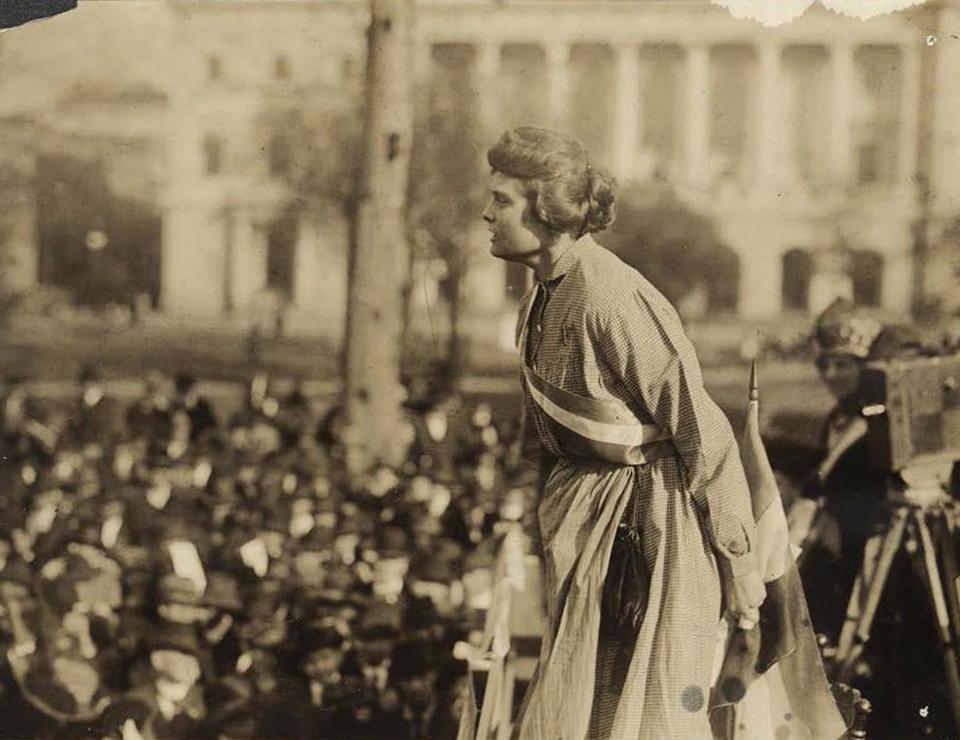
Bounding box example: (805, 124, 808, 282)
(173, 373, 219, 446)
(64, 365, 123, 455)
(0, 360, 546, 740)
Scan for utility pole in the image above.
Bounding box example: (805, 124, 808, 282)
(342, 0, 416, 476)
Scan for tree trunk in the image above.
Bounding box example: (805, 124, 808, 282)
(447, 270, 463, 381)
(342, 0, 416, 476)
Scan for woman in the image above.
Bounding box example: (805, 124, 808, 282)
(481, 127, 765, 740)
(788, 298, 886, 642)
(792, 309, 956, 737)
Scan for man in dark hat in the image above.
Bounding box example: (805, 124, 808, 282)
(173, 372, 219, 446)
(64, 365, 123, 456)
(2, 375, 56, 463)
(2, 543, 123, 738)
(219, 647, 310, 740)
(390, 636, 439, 740)
(101, 621, 209, 740)
(124, 371, 175, 457)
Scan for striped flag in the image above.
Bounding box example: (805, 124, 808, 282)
(710, 360, 848, 740)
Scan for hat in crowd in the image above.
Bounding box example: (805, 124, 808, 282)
(152, 620, 202, 657)
(300, 618, 347, 654)
(390, 637, 435, 680)
(203, 571, 242, 611)
(814, 298, 883, 359)
(357, 601, 404, 639)
(0, 556, 34, 589)
(77, 365, 101, 386)
(122, 569, 152, 609)
(157, 574, 214, 624)
(378, 525, 410, 558)
(36, 543, 122, 618)
(219, 712, 259, 740)
(173, 372, 199, 395)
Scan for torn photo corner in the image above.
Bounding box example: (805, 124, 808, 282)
(711, 0, 932, 27)
(0, 0, 77, 31)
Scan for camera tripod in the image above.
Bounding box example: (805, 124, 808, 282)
(831, 463, 960, 732)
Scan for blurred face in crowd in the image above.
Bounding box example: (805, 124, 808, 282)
(815, 352, 862, 400)
(303, 647, 343, 680)
(482, 172, 548, 265)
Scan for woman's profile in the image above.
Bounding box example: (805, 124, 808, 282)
(481, 126, 844, 739)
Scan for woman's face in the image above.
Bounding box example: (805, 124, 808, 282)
(816, 352, 862, 400)
(482, 172, 543, 264)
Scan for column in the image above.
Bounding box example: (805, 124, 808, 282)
(829, 42, 855, 190)
(684, 43, 711, 189)
(611, 44, 642, 182)
(755, 42, 783, 190)
(882, 249, 912, 316)
(293, 208, 348, 339)
(3, 187, 38, 293)
(898, 41, 921, 197)
(475, 41, 501, 150)
(412, 37, 433, 109)
(738, 245, 784, 320)
(545, 41, 570, 130)
(160, 90, 226, 316)
(231, 215, 267, 312)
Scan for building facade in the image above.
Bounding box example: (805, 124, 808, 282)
(1, 0, 958, 343)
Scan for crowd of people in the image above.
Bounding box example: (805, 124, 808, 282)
(2, 299, 958, 740)
(0, 366, 539, 740)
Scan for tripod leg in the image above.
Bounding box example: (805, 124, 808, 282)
(931, 513, 960, 656)
(836, 508, 909, 683)
(836, 535, 880, 660)
(914, 512, 960, 733)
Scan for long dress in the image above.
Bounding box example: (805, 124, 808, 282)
(510, 236, 759, 740)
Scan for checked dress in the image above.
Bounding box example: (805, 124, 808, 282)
(510, 236, 760, 740)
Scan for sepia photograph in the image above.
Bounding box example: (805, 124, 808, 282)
(0, 1, 959, 738)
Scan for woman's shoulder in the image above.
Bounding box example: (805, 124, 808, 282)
(577, 240, 679, 325)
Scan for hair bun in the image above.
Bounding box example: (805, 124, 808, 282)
(583, 167, 617, 234)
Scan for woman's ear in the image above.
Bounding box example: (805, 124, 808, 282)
(521, 192, 554, 244)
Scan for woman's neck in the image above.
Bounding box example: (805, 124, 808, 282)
(533, 233, 578, 283)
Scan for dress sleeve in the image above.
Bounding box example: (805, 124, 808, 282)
(597, 285, 759, 578)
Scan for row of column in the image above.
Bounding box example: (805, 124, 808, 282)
(458, 38, 920, 192)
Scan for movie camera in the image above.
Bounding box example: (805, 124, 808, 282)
(858, 352, 960, 474)
(829, 351, 960, 733)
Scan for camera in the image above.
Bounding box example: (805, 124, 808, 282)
(858, 353, 960, 473)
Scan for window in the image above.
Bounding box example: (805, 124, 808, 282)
(267, 133, 291, 177)
(267, 213, 297, 299)
(208, 55, 222, 80)
(782, 249, 813, 311)
(203, 134, 224, 175)
(274, 55, 291, 81)
(852, 249, 884, 307)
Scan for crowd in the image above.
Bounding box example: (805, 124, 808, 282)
(0, 366, 540, 740)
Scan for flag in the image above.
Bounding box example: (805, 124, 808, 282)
(710, 360, 848, 740)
